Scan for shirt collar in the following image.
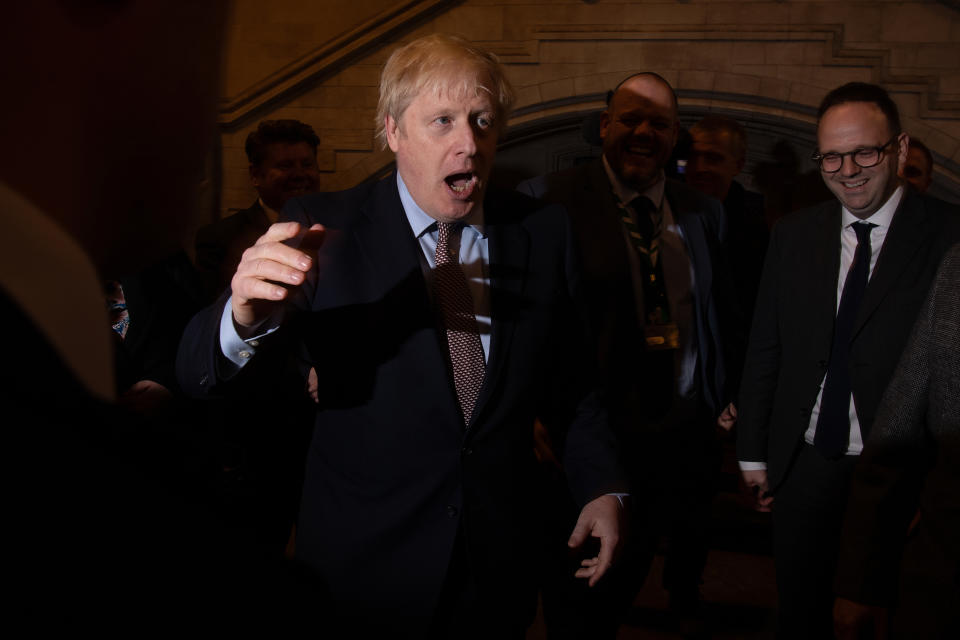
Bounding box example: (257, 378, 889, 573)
(396, 172, 486, 239)
(258, 197, 281, 225)
(602, 154, 666, 210)
(841, 185, 903, 230)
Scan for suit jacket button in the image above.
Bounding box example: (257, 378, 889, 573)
(461, 447, 473, 457)
(818, 360, 827, 368)
(446, 505, 459, 518)
(200, 374, 209, 387)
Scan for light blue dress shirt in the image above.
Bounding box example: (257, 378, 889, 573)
(397, 173, 492, 362)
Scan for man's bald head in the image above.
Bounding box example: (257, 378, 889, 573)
(600, 72, 680, 191)
(607, 72, 679, 118)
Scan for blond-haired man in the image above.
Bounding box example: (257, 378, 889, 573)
(179, 34, 624, 637)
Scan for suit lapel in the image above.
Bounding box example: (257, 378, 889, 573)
(586, 160, 630, 257)
(352, 176, 430, 299)
(350, 176, 464, 420)
(244, 199, 269, 228)
(665, 181, 714, 303)
(472, 193, 530, 426)
(854, 192, 928, 337)
(813, 204, 844, 331)
(578, 161, 632, 281)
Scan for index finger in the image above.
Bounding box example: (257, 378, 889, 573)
(241, 223, 325, 276)
(254, 220, 308, 246)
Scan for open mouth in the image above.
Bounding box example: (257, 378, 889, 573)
(444, 172, 478, 199)
(625, 145, 656, 159)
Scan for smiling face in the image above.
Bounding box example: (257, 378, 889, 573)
(600, 74, 679, 191)
(250, 141, 320, 211)
(817, 101, 907, 219)
(385, 80, 498, 223)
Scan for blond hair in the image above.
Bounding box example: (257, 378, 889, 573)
(375, 34, 515, 148)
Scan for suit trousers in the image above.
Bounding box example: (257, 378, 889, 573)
(430, 524, 531, 640)
(773, 443, 858, 639)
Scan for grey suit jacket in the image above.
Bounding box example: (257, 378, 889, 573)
(835, 243, 960, 617)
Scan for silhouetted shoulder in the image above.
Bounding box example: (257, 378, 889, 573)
(516, 163, 595, 202)
(485, 185, 569, 226)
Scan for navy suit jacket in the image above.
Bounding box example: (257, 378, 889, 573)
(177, 173, 624, 633)
(518, 160, 741, 447)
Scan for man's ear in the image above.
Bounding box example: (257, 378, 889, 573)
(249, 164, 261, 188)
(599, 110, 611, 141)
(896, 132, 910, 173)
(385, 114, 401, 153)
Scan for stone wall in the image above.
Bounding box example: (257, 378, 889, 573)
(214, 0, 960, 218)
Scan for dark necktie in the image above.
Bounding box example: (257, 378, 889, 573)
(434, 222, 486, 425)
(620, 196, 661, 266)
(814, 221, 876, 458)
(618, 195, 671, 325)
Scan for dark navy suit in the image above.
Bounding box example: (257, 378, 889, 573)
(177, 173, 624, 636)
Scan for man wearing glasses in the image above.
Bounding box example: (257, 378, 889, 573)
(736, 82, 960, 639)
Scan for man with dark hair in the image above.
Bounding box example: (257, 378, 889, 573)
(687, 114, 769, 321)
(196, 119, 321, 299)
(900, 138, 934, 194)
(736, 81, 960, 638)
(519, 72, 741, 637)
(244, 119, 322, 211)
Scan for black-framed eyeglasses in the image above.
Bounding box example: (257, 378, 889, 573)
(811, 135, 900, 173)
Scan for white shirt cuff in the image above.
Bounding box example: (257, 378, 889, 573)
(218, 295, 280, 368)
(738, 460, 767, 471)
(607, 492, 630, 508)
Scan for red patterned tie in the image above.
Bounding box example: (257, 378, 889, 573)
(434, 222, 486, 425)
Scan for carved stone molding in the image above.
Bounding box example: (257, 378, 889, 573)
(485, 23, 959, 119)
(218, 0, 462, 129)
